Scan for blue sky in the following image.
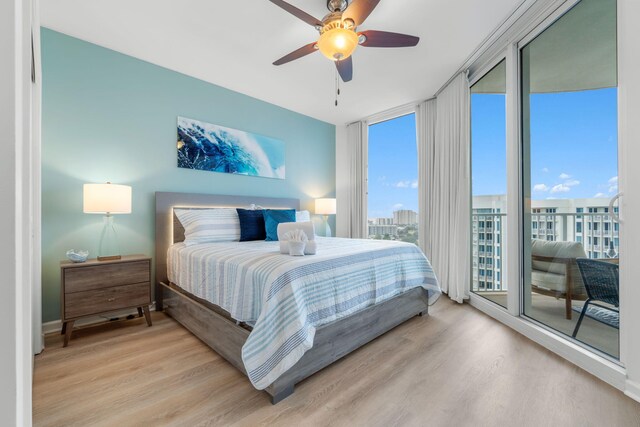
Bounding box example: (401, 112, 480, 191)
(368, 87, 618, 218)
(368, 113, 418, 218)
(472, 87, 618, 200)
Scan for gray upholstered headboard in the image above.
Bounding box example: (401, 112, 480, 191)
(154, 192, 300, 309)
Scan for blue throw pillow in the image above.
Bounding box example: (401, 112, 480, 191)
(236, 209, 266, 241)
(263, 209, 296, 241)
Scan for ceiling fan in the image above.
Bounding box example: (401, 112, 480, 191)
(270, 0, 420, 83)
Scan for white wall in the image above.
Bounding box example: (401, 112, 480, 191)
(335, 124, 350, 237)
(0, 0, 35, 424)
(618, 0, 640, 402)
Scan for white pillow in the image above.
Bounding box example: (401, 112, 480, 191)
(296, 210, 311, 222)
(175, 208, 240, 246)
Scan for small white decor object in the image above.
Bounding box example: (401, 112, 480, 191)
(66, 249, 89, 263)
(284, 229, 308, 256)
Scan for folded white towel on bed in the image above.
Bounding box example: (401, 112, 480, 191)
(279, 240, 318, 255)
(278, 221, 316, 255)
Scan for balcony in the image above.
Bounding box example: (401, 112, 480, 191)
(471, 211, 620, 358)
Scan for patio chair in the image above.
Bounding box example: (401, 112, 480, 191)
(572, 258, 619, 338)
(530, 239, 587, 320)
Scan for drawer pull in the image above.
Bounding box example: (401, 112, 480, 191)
(107, 297, 116, 302)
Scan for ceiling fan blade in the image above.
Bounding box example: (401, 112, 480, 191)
(268, 0, 323, 27)
(359, 30, 420, 48)
(273, 42, 318, 65)
(342, 0, 380, 26)
(336, 56, 353, 82)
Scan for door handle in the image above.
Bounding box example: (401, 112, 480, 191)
(609, 192, 622, 223)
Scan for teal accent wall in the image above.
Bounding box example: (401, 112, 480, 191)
(41, 28, 336, 322)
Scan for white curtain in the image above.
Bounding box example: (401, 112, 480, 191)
(347, 121, 368, 238)
(418, 73, 471, 303)
(416, 98, 437, 257)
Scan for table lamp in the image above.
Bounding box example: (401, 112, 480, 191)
(83, 182, 132, 261)
(315, 198, 336, 237)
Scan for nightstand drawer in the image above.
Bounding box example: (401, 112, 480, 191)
(64, 260, 150, 293)
(65, 282, 151, 319)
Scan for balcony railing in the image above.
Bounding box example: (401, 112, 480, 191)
(472, 211, 619, 293)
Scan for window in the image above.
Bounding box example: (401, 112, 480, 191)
(471, 58, 507, 305)
(521, 0, 619, 358)
(367, 113, 418, 244)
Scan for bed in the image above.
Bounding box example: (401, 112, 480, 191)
(155, 192, 440, 403)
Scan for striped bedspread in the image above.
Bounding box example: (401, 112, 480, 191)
(168, 237, 440, 390)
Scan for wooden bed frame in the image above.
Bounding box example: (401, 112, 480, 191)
(155, 192, 429, 404)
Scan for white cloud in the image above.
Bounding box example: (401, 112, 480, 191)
(608, 176, 618, 184)
(594, 193, 607, 198)
(609, 185, 618, 193)
(392, 203, 403, 211)
(550, 184, 571, 194)
(542, 167, 549, 173)
(394, 179, 418, 189)
(559, 173, 571, 180)
(564, 179, 580, 187)
(533, 184, 549, 192)
(608, 176, 618, 193)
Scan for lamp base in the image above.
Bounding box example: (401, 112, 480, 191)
(98, 214, 121, 261)
(97, 255, 122, 262)
(322, 215, 333, 237)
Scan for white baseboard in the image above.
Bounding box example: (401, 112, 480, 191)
(42, 302, 156, 335)
(625, 379, 640, 403)
(469, 294, 627, 392)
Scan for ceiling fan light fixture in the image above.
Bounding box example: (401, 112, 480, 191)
(317, 26, 359, 61)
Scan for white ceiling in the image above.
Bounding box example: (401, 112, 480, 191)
(40, 0, 522, 125)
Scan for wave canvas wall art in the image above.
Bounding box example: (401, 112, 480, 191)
(177, 116, 285, 179)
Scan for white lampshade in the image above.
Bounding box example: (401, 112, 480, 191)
(315, 198, 336, 215)
(83, 183, 132, 214)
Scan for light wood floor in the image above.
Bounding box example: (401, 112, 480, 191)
(33, 300, 640, 427)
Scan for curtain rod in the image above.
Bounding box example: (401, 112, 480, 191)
(346, 95, 436, 127)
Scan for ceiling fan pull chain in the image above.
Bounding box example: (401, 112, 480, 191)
(335, 67, 339, 106)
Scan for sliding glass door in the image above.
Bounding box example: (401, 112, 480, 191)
(520, 0, 619, 358)
(470, 60, 508, 308)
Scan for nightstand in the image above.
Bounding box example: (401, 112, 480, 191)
(60, 254, 152, 347)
